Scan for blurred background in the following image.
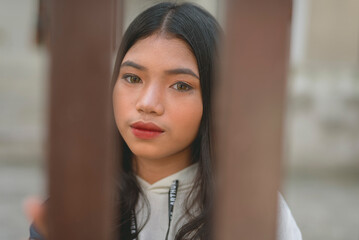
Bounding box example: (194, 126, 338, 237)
(0, 0, 358, 239)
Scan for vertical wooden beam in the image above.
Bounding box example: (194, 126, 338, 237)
(113, 0, 124, 52)
(48, 0, 120, 239)
(214, 1, 292, 240)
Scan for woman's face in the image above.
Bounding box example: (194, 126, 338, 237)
(113, 34, 203, 161)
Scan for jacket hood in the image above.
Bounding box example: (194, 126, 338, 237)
(136, 163, 199, 194)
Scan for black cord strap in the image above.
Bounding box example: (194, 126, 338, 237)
(165, 180, 179, 240)
(130, 209, 138, 240)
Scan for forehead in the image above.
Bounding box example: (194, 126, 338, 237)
(122, 34, 198, 74)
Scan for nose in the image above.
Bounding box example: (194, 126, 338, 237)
(135, 84, 165, 116)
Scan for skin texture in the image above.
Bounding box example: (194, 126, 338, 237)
(113, 34, 203, 184)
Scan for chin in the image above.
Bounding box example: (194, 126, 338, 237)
(128, 145, 167, 161)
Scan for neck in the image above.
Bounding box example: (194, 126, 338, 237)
(133, 148, 192, 184)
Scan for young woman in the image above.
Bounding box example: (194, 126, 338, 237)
(29, 2, 301, 240)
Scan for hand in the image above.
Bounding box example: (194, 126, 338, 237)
(24, 196, 48, 239)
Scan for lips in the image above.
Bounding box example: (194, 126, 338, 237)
(130, 121, 164, 139)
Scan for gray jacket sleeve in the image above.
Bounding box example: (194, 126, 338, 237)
(29, 223, 45, 240)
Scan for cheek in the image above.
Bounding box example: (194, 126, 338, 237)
(168, 96, 203, 140)
(112, 83, 132, 129)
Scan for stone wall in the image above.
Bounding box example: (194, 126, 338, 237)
(286, 0, 359, 172)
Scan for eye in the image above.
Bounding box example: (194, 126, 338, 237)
(171, 81, 193, 92)
(122, 74, 142, 84)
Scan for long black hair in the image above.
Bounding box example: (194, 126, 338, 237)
(111, 2, 221, 239)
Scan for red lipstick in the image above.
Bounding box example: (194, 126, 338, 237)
(130, 121, 164, 139)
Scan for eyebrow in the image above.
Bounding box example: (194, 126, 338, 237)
(120, 60, 199, 79)
(120, 61, 147, 71)
(165, 68, 199, 79)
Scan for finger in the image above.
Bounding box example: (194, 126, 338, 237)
(23, 196, 44, 221)
(23, 196, 48, 238)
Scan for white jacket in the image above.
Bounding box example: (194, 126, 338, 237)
(135, 163, 302, 240)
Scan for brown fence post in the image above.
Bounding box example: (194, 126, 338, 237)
(214, 1, 292, 239)
(47, 0, 121, 239)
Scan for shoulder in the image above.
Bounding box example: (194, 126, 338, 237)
(277, 193, 302, 240)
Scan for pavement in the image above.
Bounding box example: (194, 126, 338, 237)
(284, 170, 359, 240)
